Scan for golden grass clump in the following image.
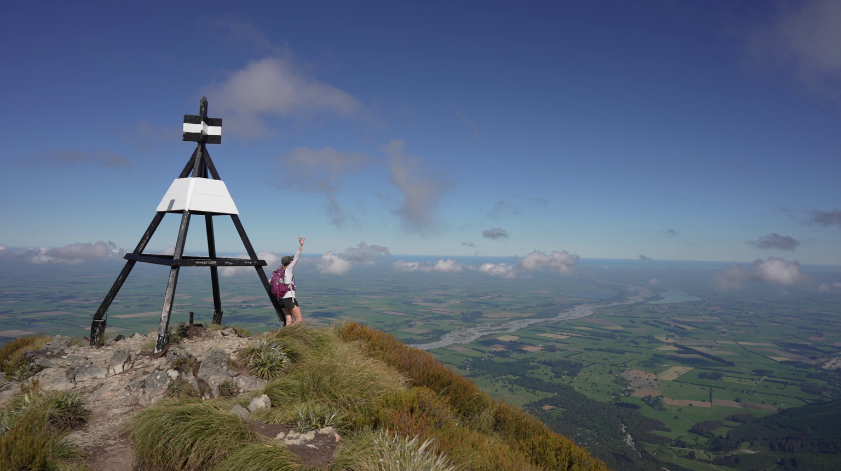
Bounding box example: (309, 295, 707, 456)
(266, 322, 338, 363)
(127, 399, 258, 471)
(341, 321, 608, 471)
(212, 444, 304, 471)
(264, 329, 405, 421)
(356, 429, 456, 471)
(0, 390, 87, 470)
(0, 333, 51, 377)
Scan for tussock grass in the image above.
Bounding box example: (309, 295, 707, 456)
(265, 322, 338, 363)
(230, 325, 252, 338)
(218, 379, 238, 398)
(341, 322, 607, 471)
(213, 444, 304, 471)
(127, 399, 258, 471)
(119, 324, 604, 471)
(264, 341, 405, 420)
(10, 390, 89, 430)
(333, 428, 455, 471)
(0, 390, 87, 470)
(0, 333, 51, 377)
(293, 402, 344, 433)
(243, 340, 289, 380)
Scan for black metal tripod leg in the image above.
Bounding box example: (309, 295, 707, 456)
(90, 260, 135, 346)
(154, 211, 191, 353)
(205, 215, 223, 324)
(90, 212, 165, 347)
(230, 215, 285, 325)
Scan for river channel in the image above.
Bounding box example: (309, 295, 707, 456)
(411, 284, 654, 351)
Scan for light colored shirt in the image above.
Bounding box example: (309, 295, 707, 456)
(282, 249, 300, 299)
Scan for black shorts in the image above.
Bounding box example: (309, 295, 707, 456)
(280, 297, 299, 310)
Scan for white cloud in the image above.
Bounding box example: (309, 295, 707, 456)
(340, 242, 391, 263)
(714, 257, 807, 290)
(220, 251, 282, 277)
(0, 241, 126, 265)
(317, 251, 352, 275)
(205, 56, 364, 137)
(818, 282, 841, 292)
(274, 148, 370, 227)
(517, 250, 579, 274)
(392, 258, 464, 273)
(478, 263, 517, 279)
(382, 140, 453, 233)
(315, 242, 391, 275)
(748, 0, 841, 101)
(431, 259, 463, 272)
(714, 263, 752, 290)
(279, 147, 370, 192)
(393, 260, 422, 272)
(751, 257, 806, 285)
(649, 278, 660, 284)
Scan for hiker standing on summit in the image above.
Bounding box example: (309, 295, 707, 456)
(273, 237, 305, 326)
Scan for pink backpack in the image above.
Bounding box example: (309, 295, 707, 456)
(270, 268, 294, 298)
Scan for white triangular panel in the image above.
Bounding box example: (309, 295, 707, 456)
(155, 178, 239, 215)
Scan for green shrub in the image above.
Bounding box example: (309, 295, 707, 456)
(218, 379, 238, 398)
(293, 402, 344, 433)
(243, 340, 288, 380)
(127, 399, 258, 471)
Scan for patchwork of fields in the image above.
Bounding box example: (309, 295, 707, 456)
(2, 259, 840, 470)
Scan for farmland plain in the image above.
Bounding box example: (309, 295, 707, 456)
(2, 256, 840, 470)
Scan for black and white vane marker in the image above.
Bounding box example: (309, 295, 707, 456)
(182, 98, 222, 144)
(89, 97, 285, 353)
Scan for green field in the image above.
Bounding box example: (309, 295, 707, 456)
(2, 258, 840, 470)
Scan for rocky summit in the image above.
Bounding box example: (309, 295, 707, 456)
(0, 328, 272, 470)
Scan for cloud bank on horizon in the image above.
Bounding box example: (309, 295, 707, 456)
(0, 241, 125, 265)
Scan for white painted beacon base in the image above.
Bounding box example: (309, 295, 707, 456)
(155, 178, 239, 215)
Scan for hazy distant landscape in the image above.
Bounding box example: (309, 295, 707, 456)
(3, 256, 840, 470)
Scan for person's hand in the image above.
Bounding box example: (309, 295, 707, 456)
(299, 237, 305, 246)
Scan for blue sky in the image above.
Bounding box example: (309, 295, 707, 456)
(2, 0, 840, 268)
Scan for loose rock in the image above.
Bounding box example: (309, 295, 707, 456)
(230, 404, 250, 420)
(108, 350, 131, 375)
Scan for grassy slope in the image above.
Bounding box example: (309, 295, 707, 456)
(126, 322, 607, 471)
